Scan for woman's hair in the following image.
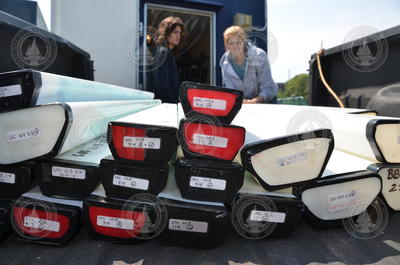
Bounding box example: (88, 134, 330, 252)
(157, 16, 185, 50)
(223, 26, 247, 48)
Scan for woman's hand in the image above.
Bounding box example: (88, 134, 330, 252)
(243, 96, 264, 104)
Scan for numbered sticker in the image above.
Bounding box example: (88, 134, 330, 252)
(0, 84, 22, 98)
(193, 97, 227, 111)
(113, 174, 149, 191)
(23, 216, 60, 232)
(168, 219, 208, 233)
(249, 210, 286, 223)
(0, 172, 16, 184)
(380, 168, 400, 210)
(189, 176, 226, 191)
(123, 136, 161, 149)
(96, 215, 134, 230)
(7, 127, 40, 142)
(276, 151, 307, 167)
(192, 134, 228, 148)
(328, 190, 357, 212)
(52, 166, 86, 180)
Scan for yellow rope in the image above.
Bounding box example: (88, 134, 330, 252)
(316, 49, 345, 108)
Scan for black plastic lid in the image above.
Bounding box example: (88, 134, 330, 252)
(0, 69, 42, 111)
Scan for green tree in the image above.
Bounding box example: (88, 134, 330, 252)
(278, 73, 309, 98)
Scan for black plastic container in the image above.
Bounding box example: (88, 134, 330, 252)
(368, 163, 400, 211)
(309, 25, 400, 112)
(0, 11, 93, 80)
(108, 122, 178, 165)
(36, 160, 99, 200)
(175, 158, 244, 204)
(99, 156, 169, 199)
(0, 162, 36, 199)
(158, 197, 229, 249)
(178, 118, 245, 162)
(232, 192, 303, 238)
(179, 81, 243, 124)
(0, 200, 12, 242)
(84, 193, 166, 244)
(11, 193, 82, 245)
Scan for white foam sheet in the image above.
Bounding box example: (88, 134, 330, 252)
(22, 186, 83, 208)
(36, 71, 154, 104)
(60, 100, 160, 154)
(322, 150, 374, 177)
(232, 104, 400, 162)
(251, 138, 331, 186)
(373, 165, 400, 211)
(178, 103, 185, 121)
(158, 164, 224, 207)
(0, 100, 160, 164)
(55, 135, 110, 164)
(116, 103, 179, 128)
(302, 176, 381, 220)
(375, 123, 400, 163)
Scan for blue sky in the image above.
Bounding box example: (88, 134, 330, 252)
(268, 0, 400, 82)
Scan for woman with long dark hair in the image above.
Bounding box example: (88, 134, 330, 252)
(147, 16, 185, 103)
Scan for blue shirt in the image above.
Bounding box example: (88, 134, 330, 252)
(228, 56, 247, 81)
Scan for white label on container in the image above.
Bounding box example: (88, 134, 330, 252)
(7, 127, 40, 142)
(123, 136, 161, 149)
(193, 97, 227, 111)
(276, 151, 307, 167)
(168, 219, 208, 233)
(23, 216, 60, 232)
(249, 210, 286, 223)
(0, 172, 16, 184)
(189, 176, 226, 191)
(192, 134, 228, 148)
(96, 215, 134, 230)
(328, 190, 357, 212)
(52, 166, 86, 180)
(113, 174, 149, 191)
(0, 84, 22, 98)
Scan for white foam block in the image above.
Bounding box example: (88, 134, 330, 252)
(251, 138, 331, 186)
(116, 103, 178, 128)
(370, 165, 400, 211)
(0, 100, 160, 164)
(302, 176, 381, 220)
(36, 71, 154, 104)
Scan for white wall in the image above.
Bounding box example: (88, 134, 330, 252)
(51, 0, 139, 88)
